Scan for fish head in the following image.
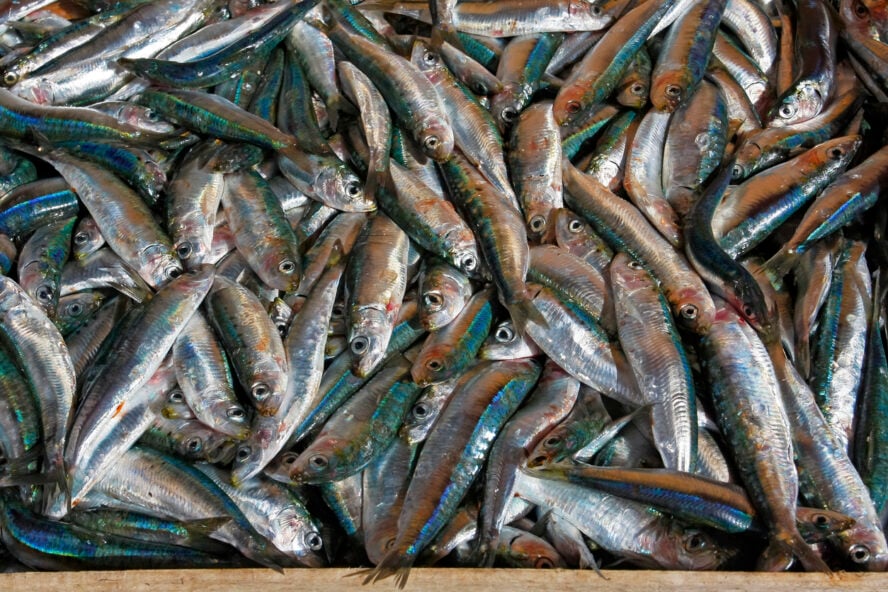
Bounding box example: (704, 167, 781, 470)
(569, 0, 620, 27)
(314, 158, 375, 212)
(609, 252, 654, 292)
(670, 286, 716, 335)
(18, 261, 58, 316)
(283, 442, 342, 485)
(190, 392, 251, 440)
(727, 276, 776, 340)
(502, 530, 567, 568)
(526, 427, 574, 467)
(651, 71, 692, 113)
(553, 81, 588, 127)
(616, 76, 649, 109)
(524, 201, 558, 242)
(141, 244, 184, 289)
(814, 134, 862, 171)
(768, 83, 824, 127)
(656, 521, 736, 570)
(349, 307, 393, 378)
(410, 343, 452, 386)
(231, 424, 276, 486)
(730, 141, 762, 181)
(267, 507, 327, 567)
(419, 117, 455, 162)
(837, 526, 888, 571)
(72, 217, 103, 259)
(490, 88, 524, 133)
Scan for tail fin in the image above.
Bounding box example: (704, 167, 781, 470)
(506, 287, 548, 335)
(776, 529, 833, 574)
(352, 547, 415, 588)
(762, 249, 798, 281)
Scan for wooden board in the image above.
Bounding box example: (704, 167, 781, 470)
(1, 569, 887, 592)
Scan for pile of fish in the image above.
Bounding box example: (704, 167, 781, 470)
(0, 0, 886, 583)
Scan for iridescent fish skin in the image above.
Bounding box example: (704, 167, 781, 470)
(205, 275, 288, 418)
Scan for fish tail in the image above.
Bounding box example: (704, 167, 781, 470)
(506, 293, 548, 334)
(777, 530, 833, 574)
(325, 96, 341, 132)
(762, 249, 797, 280)
(358, 547, 415, 587)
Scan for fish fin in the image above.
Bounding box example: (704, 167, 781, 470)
(430, 23, 462, 52)
(506, 290, 548, 335)
(762, 249, 797, 281)
(776, 530, 833, 574)
(358, 548, 414, 588)
(181, 517, 233, 538)
(795, 335, 811, 380)
(529, 511, 552, 538)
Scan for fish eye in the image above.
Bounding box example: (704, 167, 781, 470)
(422, 291, 444, 311)
(459, 253, 478, 273)
(567, 218, 584, 233)
(849, 544, 871, 564)
(350, 335, 370, 355)
(35, 284, 53, 303)
(544, 436, 562, 448)
(778, 103, 796, 119)
(166, 265, 183, 279)
(565, 100, 581, 114)
(279, 259, 297, 274)
(176, 242, 193, 259)
(423, 50, 439, 65)
(628, 259, 644, 270)
(3, 71, 18, 86)
(528, 454, 548, 467)
(251, 382, 271, 400)
(345, 181, 362, 198)
(385, 537, 396, 550)
(185, 436, 203, 453)
(731, 164, 745, 180)
(501, 106, 518, 123)
(425, 358, 444, 372)
(304, 532, 323, 551)
(529, 215, 547, 234)
(235, 446, 251, 462)
(66, 302, 84, 316)
(495, 324, 516, 343)
(169, 389, 185, 403)
(665, 85, 682, 99)
(630, 83, 645, 96)
(535, 558, 554, 568)
(812, 513, 830, 529)
(227, 406, 246, 420)
(73, 231, 90, 245)
(308, 454, 328, 470)
(412, 402, 430, 419)
(276, 323, 287, 336)
(679, 304, 699, 321)
(423, 135, 440, 152)
(331, 304, 345, 318)
(854, 1, 869, 17)
(828, 147, 844, 160)
(281, 452, 298, 465)
(683, 530, 708, 553)
(742, 304, 755, 318)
